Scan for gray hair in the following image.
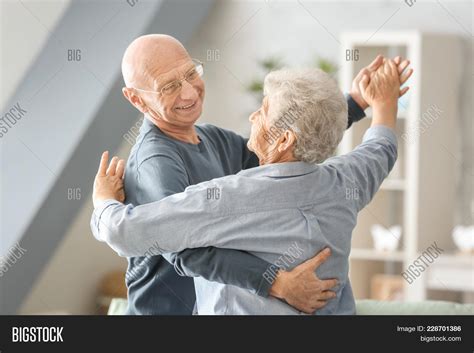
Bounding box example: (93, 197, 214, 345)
(263, 68, 348, 163)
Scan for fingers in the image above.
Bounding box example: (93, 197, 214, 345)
(388, 59, 398, 77)
(99, 153, 124, 177)
(399, 86, 410, 97)
(301, 290, 337, 314)
(383, 59, 391, 75)
(312, 301, 327, 310)
(358, 74, 369, 95)
(294, 285, 337, 314)
(302, 247, 332, 270)
(107, 156, 119, 176)
(400, 68, 413, 85)
(393, 56, 401, 65)
(321, 278, 339, 291)
(300, 307, 317, 315)
(367, 54, 384, 71)
(299, 300, 327, 314)
(397, 59, 410, 74)
(382, 59, 397, 78)
(311, 300, 328, 313)
(357, 68, 369, 80)
(319, 290, 337, 300)
(98, 151, 109, 177)
(116, 159, 125, 179)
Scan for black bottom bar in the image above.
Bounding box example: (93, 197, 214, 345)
(0, 315, 472, 352)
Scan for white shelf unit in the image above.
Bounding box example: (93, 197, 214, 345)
(340, 32, 463, 302)
(351, 248, 405, 262)
(425, 254, 474, 293)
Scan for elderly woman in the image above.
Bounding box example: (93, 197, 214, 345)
(91, 60, 403, 315)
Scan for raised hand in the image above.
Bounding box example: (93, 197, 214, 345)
(393, 55, 413, 97)
(92, 151, 126, 208)
(359, 59, 402, 130)
(359, 59, 400, 109)
(350, 55, 413, 110)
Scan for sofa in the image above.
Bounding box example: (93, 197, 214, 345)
(107, 298, 474, 315)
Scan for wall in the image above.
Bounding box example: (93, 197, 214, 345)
(0, 0, 71, 108)
(1, 1, 127, 313)
(19, 182, 127, 314)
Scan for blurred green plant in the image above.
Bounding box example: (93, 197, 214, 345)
(246, 55, 337, 100)
(314, 57, 338, 75)
(246, 57, 283, 97)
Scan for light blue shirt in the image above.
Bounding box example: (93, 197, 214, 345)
(91, 125, 397, 314)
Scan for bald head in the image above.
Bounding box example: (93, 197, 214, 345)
(121, 34, 190, 88)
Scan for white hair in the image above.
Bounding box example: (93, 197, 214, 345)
(263, 68, 348, 163)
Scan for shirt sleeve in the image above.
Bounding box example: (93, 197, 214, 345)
(89, 174, 295, 256)
(224, 128, 259, 169)
(346, 94, 366, 128)
(89, 184, 251, 256)
(167, 248, 273, 297)
(323, 125, 398, 210)
(240, 137, 259, 169)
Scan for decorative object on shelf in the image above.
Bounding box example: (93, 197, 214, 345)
(370, 224, 402, 252)
(452, 225, 474, 254)
(370, 274, 404, 301)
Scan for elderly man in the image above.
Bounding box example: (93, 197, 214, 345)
(92, 58, 408, 314)
(99, 34, 411, 315)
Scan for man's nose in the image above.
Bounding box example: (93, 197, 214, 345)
(179, 80, 198, 100)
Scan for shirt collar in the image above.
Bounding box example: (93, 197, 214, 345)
(141, 115, 205, 152)
(141, 115, 156, 133)
(238, 161, 318, 178)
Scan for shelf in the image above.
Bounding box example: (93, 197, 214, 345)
(424, 253, 474, 266)
(365, 108, 407, 120)
(365, 114, 407, 120)
(380, 179, 405, 191)
(340, 31, 420, 47)
(340, 31, 461, 302)
(425, 253, 474, 292)
(365, 115, 407, 120)
(350, 248, 405, 262)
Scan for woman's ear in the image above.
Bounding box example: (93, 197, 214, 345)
(277, 129, 297, 153)
(122, 87, 148, 114)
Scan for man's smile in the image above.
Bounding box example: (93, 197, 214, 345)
(175, 101, 197, 111)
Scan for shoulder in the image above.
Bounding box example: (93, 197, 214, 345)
(197, 123, 246, 158)
(197, 123, 244, 143)
(131, 129, 183, 166)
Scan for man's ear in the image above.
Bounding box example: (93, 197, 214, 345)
(122, 87, 148, 114)
(277, 129, 297, 153)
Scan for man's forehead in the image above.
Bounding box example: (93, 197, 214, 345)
(151, 57, 194, 82)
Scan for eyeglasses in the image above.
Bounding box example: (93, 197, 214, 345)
(131, 59, 204, 97)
